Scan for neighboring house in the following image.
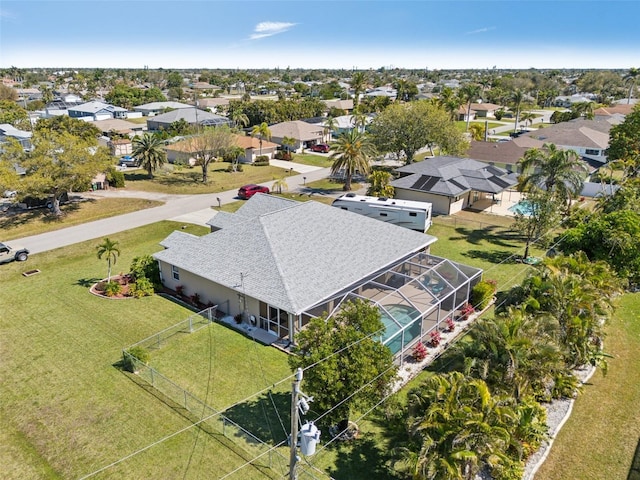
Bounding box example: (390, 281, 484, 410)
(365, 86, 397, 100)
(154, 194, 482, 357)
(164, 133, 277, 165)
(68, 101, 128, 120)
(108, 138, 132, 156)
(390, 156, 519, 215)
(133, 101, 193, 116)
(93, 118, 147, 137)
(553, 95, 594, 108)
(594, 104, 635, 118)
(267, 120, 324, 152)
(469, 102, 503, 118)
(146, 108, 231, 131)
(196, 97, 230, 113)
(456, 106, 476, 122)
(322, 99, 354, 114)
(466, 137, 546, 172)
(0, 124, 32, 151)
(520, 117, 618, 164)
(323, 114, 373, 138)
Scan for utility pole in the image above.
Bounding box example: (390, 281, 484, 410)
(289, 368, 302, 480)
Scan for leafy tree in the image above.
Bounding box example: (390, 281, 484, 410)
(18, 131, 112, 216)
(288, 300, 397, 428)
(0, 100, 30, 130)
(188, 126, 235, 182)
(370, 100, 467, 163)
(367, 170, 394, 197)
(34, 115, 101, 141)
(468, 123, 485, 141)
(166, 71, 184, 88)
(0, 84, 18, 101)
(607, 105, 640, 177)
(132, 133, 166, 178)
(511, 189, 560, 259)
(130, 254, 161, 288)
(251, 122, 271, 156)
(518, 143, 587, 213)
(96, 238, 120, 282)
(330, 129, 376, 191)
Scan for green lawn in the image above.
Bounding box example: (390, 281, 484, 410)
(288, 153, 333, 168)
(0, 221, 280, 480)
(0, 198, 162, 241)
(535, 292, 640, 480)
(123, 163, 289, 194)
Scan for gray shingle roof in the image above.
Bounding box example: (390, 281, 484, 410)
(391, 156, 518, 196)
(156, 196, 436, 314)
(206, 194, 298, 230)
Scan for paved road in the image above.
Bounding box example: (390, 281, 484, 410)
(14, 165, 332, 254)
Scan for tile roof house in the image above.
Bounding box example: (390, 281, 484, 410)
(391, 157, 519, 215)
(154, 194, 482, 356)
(594, 104, 636, 118)
(68, 101, 128, 120)
(267, 120, 325, 152)
(164, 133, 278, 165)
(466, 137, 546, 171)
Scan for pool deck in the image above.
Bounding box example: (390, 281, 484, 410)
(467, 189, 524, 217)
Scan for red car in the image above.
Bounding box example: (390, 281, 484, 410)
(311, 143, 330, 153)
(238, 184, 270, 199)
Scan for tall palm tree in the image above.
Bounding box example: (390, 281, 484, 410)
(272, 176, 288, 194)
(96, 238, 120, 282)
(227, 145, 245, 172)
(518, 143, 587, 212)
(510, 89, 525, 133)
(459, 83, 481, 132)
(323, 116, 337, 142)
(230, 109, 249, 129)
(519, 111, 536, 128)
(438, 86, 463, 121)
(329, 129, 375, 191)
(624, 67, 640, 104)
(281, 136, 296, 154)
(131, 133, 166, 178)
(251, 122, 271, 156)
(350, 71, 367, 109)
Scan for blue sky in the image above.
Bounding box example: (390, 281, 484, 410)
(1, 0, 639, 70)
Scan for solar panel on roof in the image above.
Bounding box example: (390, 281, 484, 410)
(411, 175, 439, 191)
(490, 175, 512, 189)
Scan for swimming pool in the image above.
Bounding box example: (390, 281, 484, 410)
(379, 304, 421, 354)
(508, 200, 534, 216)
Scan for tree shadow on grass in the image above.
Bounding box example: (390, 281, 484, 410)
(463, 249, 516, 265)
(327, 428, 399, 480)
(450, 225, 521, 248)
(75, 277, 102, 288)
(224, 391, 291, 445)
(0, 202, 83, 230)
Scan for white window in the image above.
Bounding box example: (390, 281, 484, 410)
(172, 265, 180, 280)
(585, 149, 599, 155)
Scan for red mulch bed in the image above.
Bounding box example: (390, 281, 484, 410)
(90, 274, 135, 299)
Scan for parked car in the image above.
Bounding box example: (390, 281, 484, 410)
(0, 241, 29, 264)
(119, 155, 140, 167)
(238, 184, 269, 199)
(311, 143, 330, 153)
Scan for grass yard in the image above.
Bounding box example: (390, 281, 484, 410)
(0, 197, 162, 241)
(288, 153, 334, 168)
(536, 292, 640, 480)
(0, 221, 279, 480)
(123, 163, 288, 194)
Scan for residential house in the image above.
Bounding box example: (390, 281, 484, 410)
(594, 104, 635, 118)
(553, 95, 594, 108)
(520, 117, 619, 164)
(267, 120, 324, 152)
(469, 103, 503, 118)
(68, 101, 128, 120)
(466, 137, 546, 173)
(322, 99, 354, 114)
(390, 156, 519, 215)
(146, 108, 231, 131)
(93, 118, 147, 138)
(154, 194, 482, 357)
(164, 133, 277, 165)
(196, 97, 230, 114)
(133, 101, 193, 116)
(456, 106, 476, 122)
(0, 124, 33, 151)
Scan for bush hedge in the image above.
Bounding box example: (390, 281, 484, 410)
(471, 280, 497, 310)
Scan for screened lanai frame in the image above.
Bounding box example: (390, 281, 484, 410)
(301, 252, 483, 363)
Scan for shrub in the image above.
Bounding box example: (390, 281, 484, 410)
(428, 330, 441, 347)
(446, 318, 455, 332)
(412, 342, 428, 362)
(494, 109, 505, 120)
(176, 285, 185, 296)
(226, 163, 243, 172)
(471, 280, 497, 310)
(123, 346, 150, 373)
(104, 280, 122, 297)
(459, 302, 475, 320)
(130, 277, 155, 298)
(106, 167, 125, 188)
(190, 292, 201, 306)
(254, 155, 270, 166)
(129, 254, 161, 288)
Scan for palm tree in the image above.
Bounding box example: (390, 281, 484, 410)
(510, 89, 525, 133)
(438, 86, 463, 121)
(230, 109, 249, 129)
(281, 136, 296, 155)
(350, 71, 367, 109)
(227, 145, 245, 172)
(519, 111, 536, 128)
(131, 133, 166, 178)
(518, 143, 587, 212)
(272, 176, 288, 194)
(329, 129, 376, 191)
(624, 67, 640, 104)
(459, 83, 481, 132)
(96, 238, 120, 282)
(251, 122, 271, 157)
(323, 116, 337, 143)
(351, 111, 368, 132)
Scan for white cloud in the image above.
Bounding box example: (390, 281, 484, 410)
(466, 26, 495, 35)
(249, 21, 296, 40)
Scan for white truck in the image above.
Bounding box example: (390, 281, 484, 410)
(332, 193, 433, 232)
(0, 241, 29, 264)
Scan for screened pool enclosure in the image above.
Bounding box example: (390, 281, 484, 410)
(302, 252, 483, 362)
